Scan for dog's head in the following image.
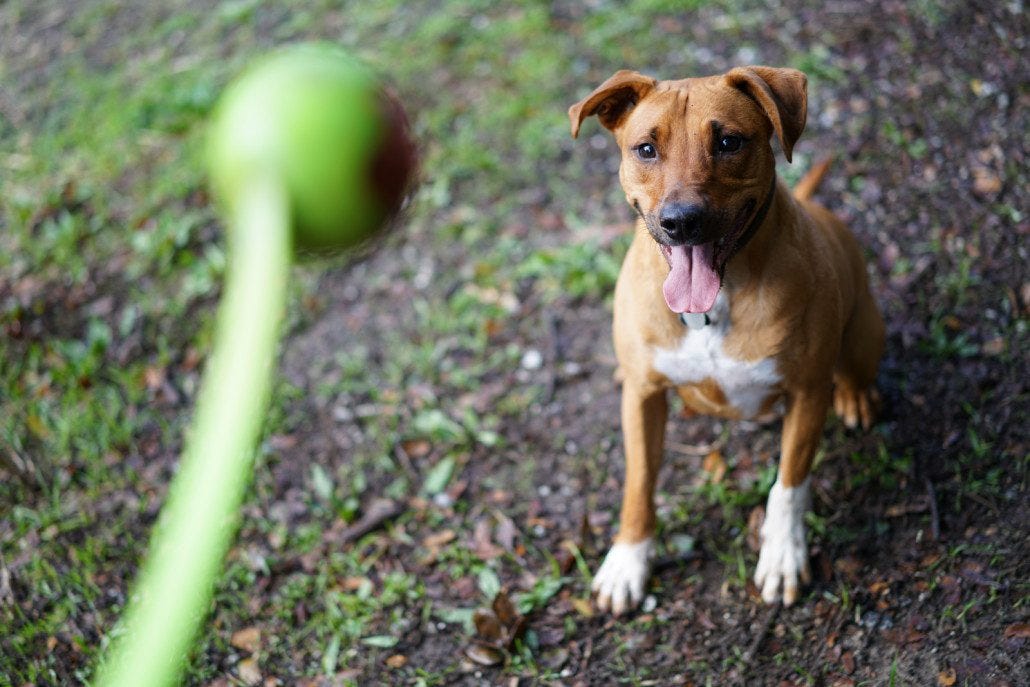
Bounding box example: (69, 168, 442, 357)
(569, 67, 807, 313)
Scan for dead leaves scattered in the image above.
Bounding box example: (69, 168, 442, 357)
(1003, 622, 1030, 639)
(421, 529, 456, 563)
(236, 657, 261, 686)
(462, 590, 527, 668)
(227, 626, 264, 685)
(468, 510, 524, 561)
(230, 626, 261, 654)
(464, 641, 506, 667)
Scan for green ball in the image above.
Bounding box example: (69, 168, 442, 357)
(207, 44, 415, 252)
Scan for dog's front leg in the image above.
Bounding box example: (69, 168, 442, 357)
(593, 382, 667, 615)
(755, 385, 831, 605)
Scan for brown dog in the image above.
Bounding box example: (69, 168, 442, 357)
(569, 66, 884, 614)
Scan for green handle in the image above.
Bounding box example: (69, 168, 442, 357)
(96, 175, 290, 687)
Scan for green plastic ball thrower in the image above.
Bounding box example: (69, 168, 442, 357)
(95, 44, 415, 687)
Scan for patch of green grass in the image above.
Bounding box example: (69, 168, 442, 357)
(920, 316, 980, 359)
(789, 43, 847, 87)
(881, 119, 928, 160)
(848, 442, 913, 490)
(516, 238, 628, 303)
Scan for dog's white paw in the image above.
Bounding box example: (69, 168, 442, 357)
(592, 538, 654, 615)
(754, 477, 811, 605)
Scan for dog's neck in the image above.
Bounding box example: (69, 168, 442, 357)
(736, 174, 778, 259)
(722, 177, 794, 289)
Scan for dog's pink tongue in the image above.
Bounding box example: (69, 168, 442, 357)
(662, 244, 721, 313)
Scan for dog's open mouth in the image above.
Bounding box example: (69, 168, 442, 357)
(660, 243, 720, 314)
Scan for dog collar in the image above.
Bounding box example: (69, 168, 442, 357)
(714, 174, 779, 280)
(736, 175, 778, 255)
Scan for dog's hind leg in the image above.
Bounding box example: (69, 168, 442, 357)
(833, 287, 885, 429)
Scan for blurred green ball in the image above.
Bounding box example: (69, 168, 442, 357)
(207, 44, 416, 252)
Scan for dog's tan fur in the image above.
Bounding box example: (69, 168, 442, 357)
(570, 66, 884, 612)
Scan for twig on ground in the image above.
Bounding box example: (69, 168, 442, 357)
(337, 498, 407, 545)
(962, 488, 1001, 517)
(544, 311, 564, 402)
(393, 443, 418, 480)
(924, 477, 940, 541)
(0, 553, 14, 604)
(578, 635, 594, 677)
(667, 436, 728, 457)
(736, 601, 781, 686)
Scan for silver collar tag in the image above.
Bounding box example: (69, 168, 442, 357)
(679, 312, 711, 329)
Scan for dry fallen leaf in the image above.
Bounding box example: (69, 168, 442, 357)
(465, 589, 529, 663)
(340, 576, 371, 592)
(422, 529, 456, 550)
(570, 597, 594, 617)
(473, 609, 505, 643)
(937, 667, 957, 686)
(1003, 622, 1030, 638)
(868, 580, 890, 596)
(971, 165, 1002, 198)
(494, 512, 518, 552)
(492, 590, 519, 628)
(472, 518, 504, 560)
(400, 439, 431, 459)
(556, 547, 576, 575)
(702, 449, 727, 484)
(464, 641, 505, 667)
(835, 556, 863, 581)
(746, 506, 765, 553)
(237, 657, 261, 686)
(504, 616, 528, 650)
(231, 626, 261, 654)
(695, 609, 717, 631)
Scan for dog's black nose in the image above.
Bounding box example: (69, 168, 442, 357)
(659, 203, 705, 244)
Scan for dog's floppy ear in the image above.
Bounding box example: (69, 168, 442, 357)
(725, 66, 807, 162)
(568, 70, 657, 138)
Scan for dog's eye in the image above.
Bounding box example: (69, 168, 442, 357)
(717, 135, 743, 153)
(635, 143, 657, 160)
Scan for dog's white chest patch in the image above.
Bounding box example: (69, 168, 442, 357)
(652, 293, 781, 418)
